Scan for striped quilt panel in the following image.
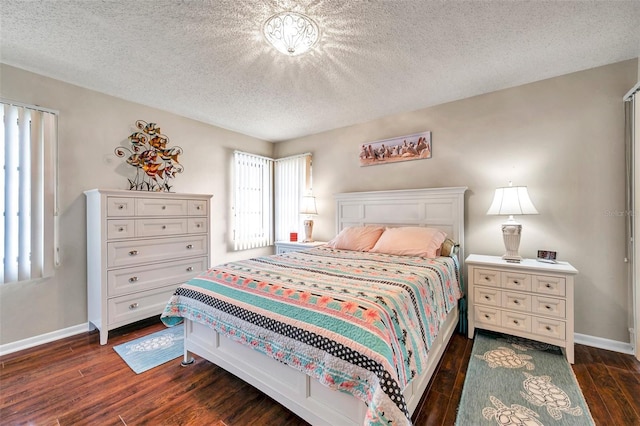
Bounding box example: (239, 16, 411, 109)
(161, 246, 462, 425)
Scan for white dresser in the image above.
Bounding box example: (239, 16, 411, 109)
(85, 189, 212, 344)
(466, 254, 578, 363)
(275, 241, 326, 254)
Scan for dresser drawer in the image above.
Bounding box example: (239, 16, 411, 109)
(188, 199, 208, 216)
(107, 197, 135, 217)
(136, 197, 188, 216)
(532, 295, 566, 318)
(474, 287, 500, 307)
(501, 311, 531, 333)
(188, 217, 208, 234)
(107, 219, 136, 239)
(107, 235, 208, 268)
(107, 285, 178, 327)
(136, 218, 189, 237)
(532, 317, 566, 340)
(502, 291, 531, 313)
(107, 256, 208, 297)
(474, 268, 500, 287)
(502, 272, 531, 292)
(474, 305, 501, 326)
(533, 275, 566, 296)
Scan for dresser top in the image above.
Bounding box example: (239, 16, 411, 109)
(84, 188, 212, 199)
(465, 254, 578, 275)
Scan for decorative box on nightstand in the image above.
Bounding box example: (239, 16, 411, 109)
(275, 241, 326, 254)
(466, 254, 578, 363)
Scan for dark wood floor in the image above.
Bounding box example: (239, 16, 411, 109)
(1, 318, 639, 425)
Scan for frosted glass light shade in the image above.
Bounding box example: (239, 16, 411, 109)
(263, 11, 319, 56)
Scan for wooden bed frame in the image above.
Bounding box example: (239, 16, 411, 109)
(182, 187, 467, 425)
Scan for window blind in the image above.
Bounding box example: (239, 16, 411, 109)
(274, 153, 311, 242)
(233, 151, 273, 250)
(2, 101, 58, 284)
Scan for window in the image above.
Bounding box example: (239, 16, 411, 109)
(233, 151, 273, 250)
(274, 153, 312, 242)
(1, 100, 58, 284)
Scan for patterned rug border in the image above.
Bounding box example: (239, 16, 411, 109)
(114, 324, 184, 374)
(455, 330, 595, 426)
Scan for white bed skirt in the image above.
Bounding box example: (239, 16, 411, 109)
(182, 304, 458, 426)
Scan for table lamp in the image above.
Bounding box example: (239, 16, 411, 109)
(300, 195, 318, 242)
(487, 182, 538, 262)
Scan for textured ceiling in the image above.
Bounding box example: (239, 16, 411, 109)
(1, 1, 639, 142)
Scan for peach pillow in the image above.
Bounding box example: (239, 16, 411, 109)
(370, 227, 447, 258)
(326, 226, 385, 251)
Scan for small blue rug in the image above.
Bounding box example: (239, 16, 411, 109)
(114, 324, 184, 374)
(456, 330, 594, 426)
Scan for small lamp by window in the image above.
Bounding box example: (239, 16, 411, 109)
(487, 182, 538, 262)
(300, 195, 318, 242)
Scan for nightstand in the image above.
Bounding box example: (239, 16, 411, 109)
(466, 254, 578, 363)
(275, 241, 327, 254)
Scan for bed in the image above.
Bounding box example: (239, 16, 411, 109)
(161, 187, 467, 425)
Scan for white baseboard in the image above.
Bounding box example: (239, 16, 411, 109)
(0, 324, 635, 358)
(0, 323, 89, 357)
(574, 332, 634, 355)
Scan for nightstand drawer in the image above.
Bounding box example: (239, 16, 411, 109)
(474, 306, 501, 326)
(107, 235, 208, 268)
(502, 291, 531, 312)
(532, 317, 566, 340)
(532, 295, 566, 318)
(533, 275, 566, 296)
(502, 272, 531, 292)
(474, 268, 500, 287)
(501, 311, 531, 333)
(107, 285, 178, 326)
(474, 287, 500, 307)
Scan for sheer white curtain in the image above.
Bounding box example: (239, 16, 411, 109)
(1, 100, 58, 284)
(233, 151, 273, 250)
(274, 153, 311, 242)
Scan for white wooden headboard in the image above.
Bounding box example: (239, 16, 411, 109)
(334, 187, 467, 258)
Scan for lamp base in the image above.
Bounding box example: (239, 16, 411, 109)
(501, 219, 522, 262)
(303, 219, 314, 243)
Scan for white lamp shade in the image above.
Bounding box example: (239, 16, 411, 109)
(300, 195, 318, 215)
(487, 186, 538, 216)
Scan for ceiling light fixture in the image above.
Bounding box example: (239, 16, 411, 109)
(263, 11, 319, 56)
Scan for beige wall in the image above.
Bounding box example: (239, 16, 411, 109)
(274, 60, 638, 343)
(0, 64, 274, 345)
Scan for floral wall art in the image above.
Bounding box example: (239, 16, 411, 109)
(115, 120, 183, 192)
(359, 130, 431, 166)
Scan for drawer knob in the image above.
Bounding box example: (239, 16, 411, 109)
(197, 206, 201, 210)
(162, 205, 166, 210)
(484, 295, 490, 300)
(514, 300, 520, 305)
(484, 276, 490, 281)
(545, 305, 552, 310)
(128, 276, 138, 283)
(545, 326, 552, 331)
(513, 280, 519, 284)
(118, 227, 124, 232)
(118, 205, 124, 210)
(186, 266, 194, 272)
(186, 244, 193, 249)
(129, 303, 139, 310)
(545, 283, 552, 288)
(196, 224, 201, 228)
(128, 250, 138, 256)
(484, 314, 490, 319)
(162, 225, 167, 229)
(513, 320, 519, 325)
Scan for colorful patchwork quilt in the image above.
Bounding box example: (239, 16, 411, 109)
(161, 246, 462, 425)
